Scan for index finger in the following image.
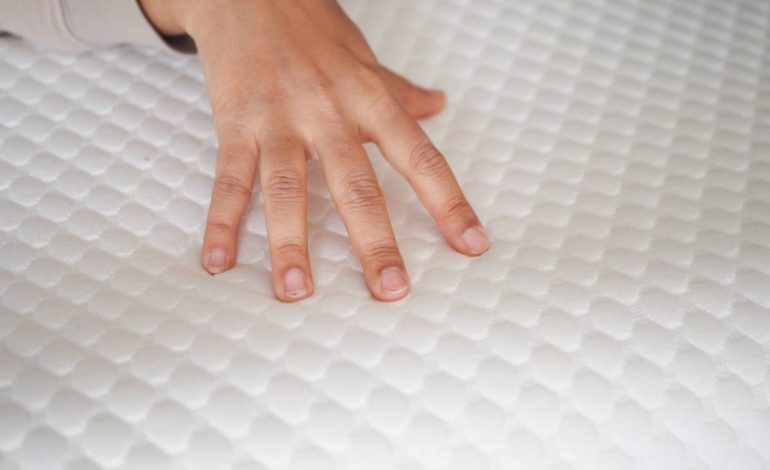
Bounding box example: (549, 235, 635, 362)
(365, 98, 490, 256)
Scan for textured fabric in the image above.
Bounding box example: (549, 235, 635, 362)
(0, 0, 193, 53)
(1, 0, 770, 469)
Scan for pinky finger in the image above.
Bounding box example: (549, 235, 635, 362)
(201, 136, 258, 274)
(379, 67, 446, 120)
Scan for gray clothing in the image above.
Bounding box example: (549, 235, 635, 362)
(0, 0, 193, 53)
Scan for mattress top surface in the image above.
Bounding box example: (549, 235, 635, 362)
(1, 0, 769, 468)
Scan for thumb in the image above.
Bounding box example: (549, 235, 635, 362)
(379, 67, 446, 119)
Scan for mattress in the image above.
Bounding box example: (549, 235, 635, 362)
(1, 0, 769, 468)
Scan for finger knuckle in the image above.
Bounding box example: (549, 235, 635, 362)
(365, 86, 401, 122)
(312, 78, 336, 104)
(316, 97, 347, 125)
(358, 66, 390, 96)
(214, 173, 253, 201)
(264, 169, 305, 202)
(368, 90, 400, 123)
(212, 91, 248, 121)
(207, 218, 236, 233)
(273, 238, 308, 258)
(363, 241, 401, 264)
(212, 97, 260, 134)
(409, 139, 449, 178)
(305, 75, 346, 122)
(443, 194, 474, 220)
(333, 141, 363, 163)
(215, 118, 253, 141)
(339, 171, 384, 209)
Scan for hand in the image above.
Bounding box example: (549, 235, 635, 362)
(140, 0, 490, 302)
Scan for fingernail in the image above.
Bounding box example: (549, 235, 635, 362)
(207, 248, 228, 274)
(462, 226, 489, 255)
(381, 267, 408, 295)
(284, 268, 309, 298)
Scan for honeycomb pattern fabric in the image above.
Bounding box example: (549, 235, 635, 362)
(1, 0, 769, 468)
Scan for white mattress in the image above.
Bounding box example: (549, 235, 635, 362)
(1, 0, 769, 468)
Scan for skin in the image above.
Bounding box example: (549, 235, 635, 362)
(139, 0, 490, 302)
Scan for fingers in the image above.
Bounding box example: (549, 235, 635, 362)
(314, 127, 410, 301)
(364, 97, 490, 257)
(259, 137, 313, 302)
(379, 67, 446, 119)
(202, 133, 259, 274)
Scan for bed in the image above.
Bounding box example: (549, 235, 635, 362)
(1, 0, 769, 468)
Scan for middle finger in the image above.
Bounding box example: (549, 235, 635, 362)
(259, 136, 314, 302)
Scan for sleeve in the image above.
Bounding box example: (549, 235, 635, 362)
(0, 0, 195, 54)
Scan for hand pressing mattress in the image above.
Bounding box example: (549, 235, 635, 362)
(1, 0, 769, 468)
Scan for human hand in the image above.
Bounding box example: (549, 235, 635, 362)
(140, 0, 490, 302)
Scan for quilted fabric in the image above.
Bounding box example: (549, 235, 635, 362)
(1, 0, 769, 468)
